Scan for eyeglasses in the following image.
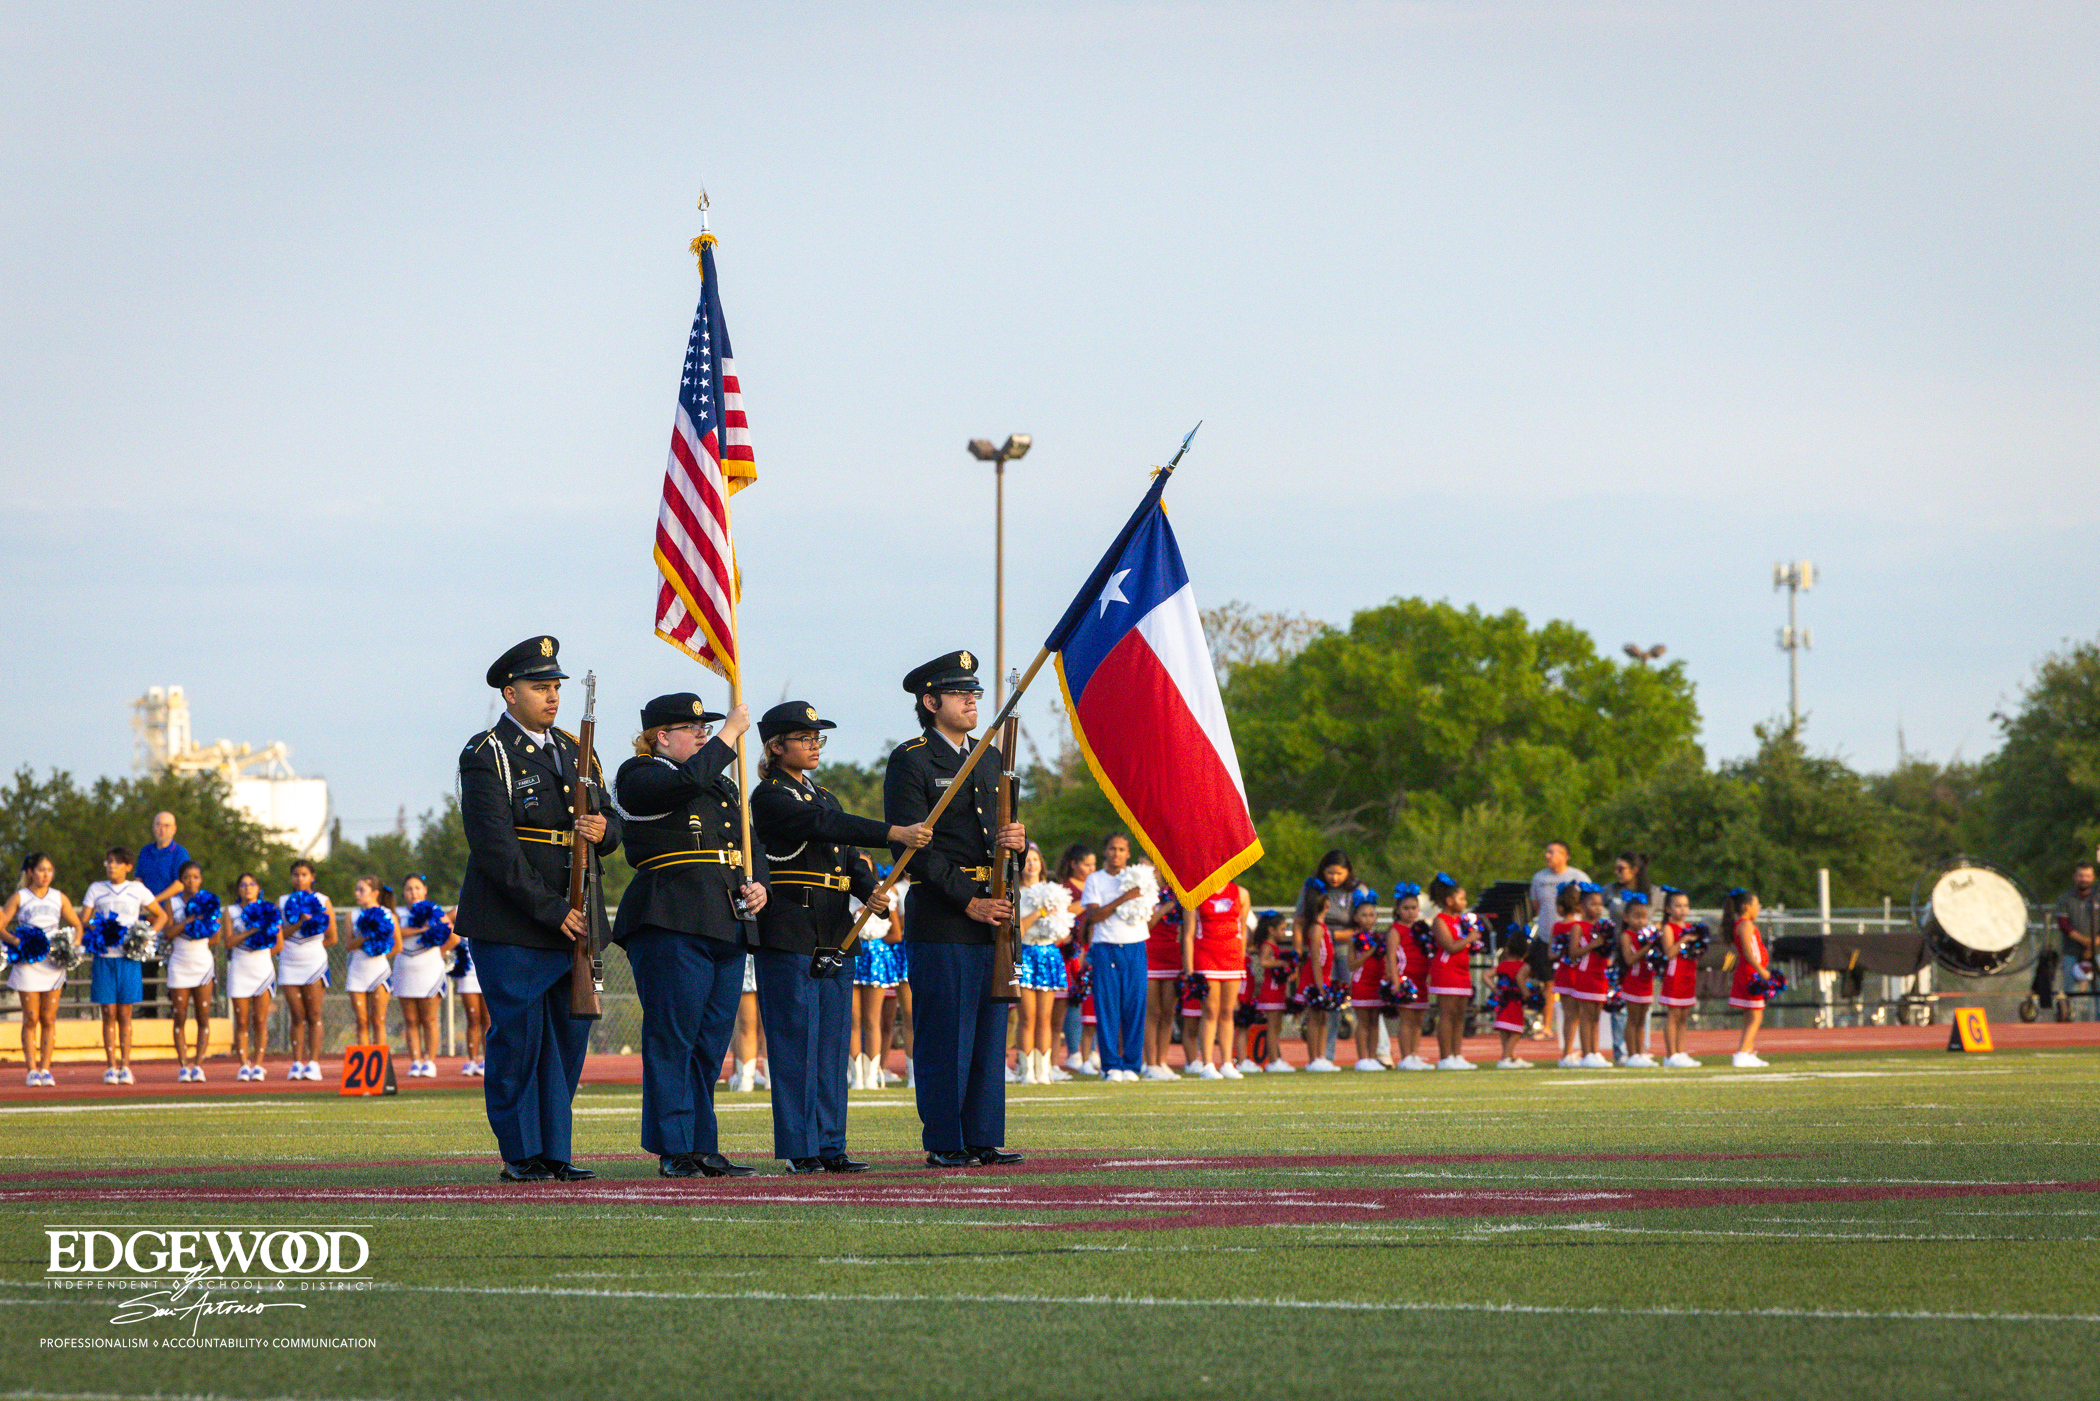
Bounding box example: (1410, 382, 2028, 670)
(663, 723, 712, 738)
(786, 733, 826, 748)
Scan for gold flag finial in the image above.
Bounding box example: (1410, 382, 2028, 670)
(690, 187, 716, 268)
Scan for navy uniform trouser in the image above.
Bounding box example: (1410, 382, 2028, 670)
(625, 926, 747, 1158)
(475, 939, 591, 1165)
(908, 941, 1009, 1153)
(752, 946, 851, 1161)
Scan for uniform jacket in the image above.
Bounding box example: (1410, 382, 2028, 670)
(455, 717, 621, 952)
(750, 769, 888, 956)
(883, 728, 1004, 946)
(608, 737, 769, 948)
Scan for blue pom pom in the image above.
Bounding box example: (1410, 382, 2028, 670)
(181, 890, 221, 940)
(448, 938, 474, 980)
(354, 906, 395, 957)
(239, 899, 281, 951)
(8, 927, 50, 964)
(281, 891, 329, 940)
(84, 912, 124, 955)
(408, 899, 452, 949)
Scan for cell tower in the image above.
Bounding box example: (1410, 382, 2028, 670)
(1774, 561, 1816, 734)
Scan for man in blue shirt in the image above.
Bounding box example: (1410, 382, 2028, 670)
(136, 811, 191, 911)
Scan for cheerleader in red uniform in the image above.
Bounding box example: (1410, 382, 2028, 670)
(1344, 892, 1391, 1070)
(1255, 914, 1301, 1072)
(1561, 882, 1613, 1068)
(1382, 883, 1432, 1070)
(1548, 881, 1584, 1065)
(1293, 889, 1340, 1072)
(1614, 891, 1659, 1066)
(1489, 931, 1532, 1068)
(1234, 911, 1281, 1073)
(1184, 880, 1249, 1079)
(1725, 886, 1771, 1067)
(1425, 873, 1480, 1069)
(1656, 886, 1702, 1067)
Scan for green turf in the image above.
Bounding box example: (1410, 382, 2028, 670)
(3, 1050, 2098, 1400)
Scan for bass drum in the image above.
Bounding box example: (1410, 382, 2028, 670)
(1917, 863, 2032, 977)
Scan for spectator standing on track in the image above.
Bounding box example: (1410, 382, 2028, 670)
(1055, 844, 1095, 1075)
(1080, 833, 1151, 1083)
(2052, 862, 2098, 1021)
(1528, 841, 1590, 1042)
(135, 811, 190, 914)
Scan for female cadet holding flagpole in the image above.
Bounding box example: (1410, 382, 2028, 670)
(455, 637, 620, 1184)
(749, 700, 933, 1172)
(608, 693, 770, 1179)
(883, 651, 1029, 1169)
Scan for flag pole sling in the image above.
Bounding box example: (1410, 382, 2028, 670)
(841, 645, 1052, 954)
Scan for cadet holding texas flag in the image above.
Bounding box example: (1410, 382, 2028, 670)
(855, 427, 1261, 1162)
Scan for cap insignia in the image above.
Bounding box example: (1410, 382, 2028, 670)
(692, 700, 704, 716)
(804, 706, 818, 722)
(539, 638, 553, 657)
(959, 651, 973, 670)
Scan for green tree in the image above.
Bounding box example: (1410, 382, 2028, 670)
(1977, 636, 2100, 894)
(1226, 598, 1701, 893)
(0, 766, 296, 899)
(1869, 752, 1985, 879)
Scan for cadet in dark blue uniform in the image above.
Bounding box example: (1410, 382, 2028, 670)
(884, 651, 1028, 1169)
(455, 636, 621, 1184)
(608, 693, 770, 1178)
(750, 701, 933, 1173)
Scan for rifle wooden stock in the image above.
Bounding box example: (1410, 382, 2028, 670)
(566, 704, 603, 1022)
(841, 646, 1051, 956)
(988, 709, 1022, 1004)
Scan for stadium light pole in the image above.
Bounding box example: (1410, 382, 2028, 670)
(968, 434, 1033, 706)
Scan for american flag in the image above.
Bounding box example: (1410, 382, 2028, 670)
(653, 236, 756, 681)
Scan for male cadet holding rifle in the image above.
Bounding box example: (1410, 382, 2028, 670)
(456, 637, 621, 1184)
(884, 651, 1028, 1169)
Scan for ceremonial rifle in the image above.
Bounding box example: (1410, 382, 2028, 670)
(567, 671, 605, 1021)
(988, 685, 1022, 1003)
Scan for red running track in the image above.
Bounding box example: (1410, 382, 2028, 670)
(1, 1021, 2094, 1102)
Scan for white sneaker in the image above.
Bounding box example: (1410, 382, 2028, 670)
(462, 1059, 478, 1077)
(1049, 1064, 1073, 1082)
(1452, 1056, 1479, 1070)
(1578, 1053, 1612, 1069)
(1626, 1054, 1659, 1068)
(193, 1065, 207, 1082)
(1398, 1055, 1434, 1071)
(1263, 1059, 1296, 1073)
(24, 1071, 37, 1087)
(1181, 1062, 1205, 1077)
(37, 1070, 54, 1086)
(1082, 1055, 1102, 1077)
(1305, 1057, 1340, 1073)
(1219, 1062, 1244, 1080)
(103, 1068, 118, 1084)
(1662, 1052, 1700, 1068)
(1556, 1055, 1582, 1069)
(1496, 1057, 1530, 1069)
(1353, 1058, 1386, 1072)
(1234, 1058, 1264, 1075)
(753, 1063, 770, 1089)
(1144, 1065, 1180, 1082)
(236, 1065, 250, 1082)
(1196, 1062, 1224, 1080)
(1062, 1054, 1085, 1074)
(1005, 1062, 1023, 1084)
(1732, 1051, 1768, 1068)
(118, 1067, 135, 1085)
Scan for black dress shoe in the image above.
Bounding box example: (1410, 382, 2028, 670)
(965, 1146, 1024, 1166)
(500, 1158, 553, 1183)
(543, 1159, 597, 1182)
(658, 1154, 700, 1178)
(783, 1157, 824, 1174)
(819, 1153, 869, 1173)
(695, 1152, 756, 1178)
(925, 1150, 972, 1169)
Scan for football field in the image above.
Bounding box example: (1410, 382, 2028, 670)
(3, 1047, 2097, 1401)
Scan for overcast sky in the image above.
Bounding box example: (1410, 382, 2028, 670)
(5, 1, 2095, 842)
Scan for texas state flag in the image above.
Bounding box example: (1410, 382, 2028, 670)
(1045, 467, 1263, 905)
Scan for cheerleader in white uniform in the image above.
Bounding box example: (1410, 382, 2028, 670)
(1015, 846, 1075, 1084)
(223, 874, 282, 1081)
(346, 877, 399, 1050)
(164, 862, 221, 1082)
(2, 853, 82, 1087)
(275, 858, 335, 1081)
(81, 847, 166, 1085)
(392, 874, 457, 1078)
(450, 935, 486, 1076)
